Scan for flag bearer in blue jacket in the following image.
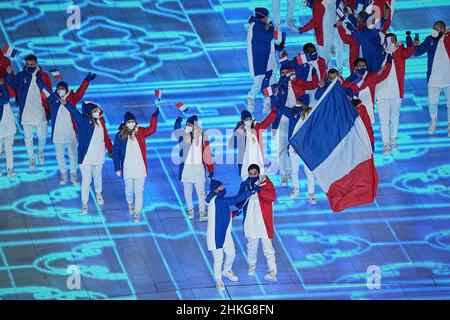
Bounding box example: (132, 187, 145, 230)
(0, 81, 17, 177)
(5, 55, 52, 170)
(206, 179, 255, 291)
(113, 109, 159, 224)
(247, 7, 278, 113)
(60, 99, 113, 214)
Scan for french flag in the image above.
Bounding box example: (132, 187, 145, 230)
(279, 54, 288, 63)
(176, 102, 189, 112)
(263, 85, 275, 97)
(155, 89, 162, 100)
(2, 45, 18, 58)
(49, 69, 62, 80)
(336, 5, 346, 21)
(296, 53, 312, 65)
(289, 79, 378, 212)
(273, 31, 286, 42)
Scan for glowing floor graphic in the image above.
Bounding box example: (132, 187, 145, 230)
(0, 0, 450, 299)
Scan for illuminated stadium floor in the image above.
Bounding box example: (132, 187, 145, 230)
(1, 0, 450, 300)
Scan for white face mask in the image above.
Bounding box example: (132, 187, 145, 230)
(57, 89, 67, 97)
(432, 29, 440, 38)
(244, 120, 252, 129)
(92, 111, 100, 119)
(185, 126, 193, 133)
(126, 122, 136, 130)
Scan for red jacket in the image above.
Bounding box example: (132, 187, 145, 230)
(0, 53, 15, 98)
(338, 25, 361, 73)
(65, 80, 90, 136)
(301, 0, 325, 46)
(385, 44, 414, 98)
(253, 109, 278, 156)
(292, 72, 319, 98)
(134, 117, 158, 172)
(257, 176, 276, 239)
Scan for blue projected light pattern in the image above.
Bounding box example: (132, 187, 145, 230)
(0, 0, 450, 300)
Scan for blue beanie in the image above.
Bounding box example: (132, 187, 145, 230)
(298, 94, 310, 106)
(255, 7, 269, 18)
(241, 110, 252, 121)
(123, 111, 136, 123)
(56, 81, 68, 91)
(82, 101, 99, 114)
(209, 179, 223, 192)
(186, 115, 198, 126)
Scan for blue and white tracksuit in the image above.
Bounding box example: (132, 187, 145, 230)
(247, 15, 277, 105)
(414, 34, 450, 122)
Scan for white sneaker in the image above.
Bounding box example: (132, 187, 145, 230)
(187, 208, 194, 220)
(290, 187, 299, 200)
(222, 269, 238, 282)
(70, 173, 80, 185)
(285, 18, 298, 32)
(81, 202, 88, 214)
(247, 97, 255, 113)
(134, 211, 141, 224)
(128, 203, 135, 215)
(199, 211, 208, 222)
(38, 150, 45, 165)
(308, 193, 317, 205)
(29, 157, 36, 170)
(96, 193, 104, 205)
(263, 101, 271, 114)
(248, 263, 256, 276)
(264, 270, 278, 282)
(216, 279, 226, 291)
(390, 140, 398, 153)
(428, 118, 437, 135)
(280, 174, 288, 187)
(383, 144, 391, 156)
(59, 172, 68, 185)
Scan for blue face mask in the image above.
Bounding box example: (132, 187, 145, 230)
(357, 67, 367, 75)
(249, 176, 259, 184)
(26, 66, 36, 73)
(218, 188, 227, 197)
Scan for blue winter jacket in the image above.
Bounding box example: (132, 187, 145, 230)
(0, 83, 10, 120)
(248, 15, 275, 76)
(414, 35, 444, 82)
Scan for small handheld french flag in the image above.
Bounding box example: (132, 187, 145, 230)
(263, 85, 275, 98)
(273, 31, 286, 42)
(336, 6, 346, 21)
(176, 102, 189, 112)
(2, 45, 18, 58)
(279, 53, 288, 63)
(155, 89, 162, 100)
(49, 69, 62, 80)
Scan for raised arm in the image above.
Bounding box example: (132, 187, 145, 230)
(217, 190, 253, 208)
(62, 101, 83, 124)
(141, 112, 158, 138)
(400, 36, 415, 60)
(256, 108, 278, 130)
(300, 1, 325, 33)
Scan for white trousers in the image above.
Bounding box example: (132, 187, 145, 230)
(428, 86, 450, 122)
(212, 236, 236, 280)
(23, 123, 47, 159)
(54, 140, 78, 174)
(289, 147, 314, 193)
(0, 135, 14, 170)
(183, 181, 205, 213)
(80, 163, 103, 203)
(272, 0, 297, 30)
(248, 73, 276, 104)
(377, 98, 402, 145)
(247, 237, 277, 273)
(124, 177, 146, 213)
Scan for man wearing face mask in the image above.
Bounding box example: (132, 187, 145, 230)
(279, 45, 327, 106)
(37, 72, 96, 185)
(342, 57, 393, 123)
(60, 100, 113, 214)
(375, 32, 414, 155)
(345, 9, 391, 72)
(238, 104, 278, 181)
(5, 55, 52, 170)
(113, 109, 159, 223)
(174, 115, 214, 222)
(414, 21, 450, 136)
(247, 7, 278, 113)
(205, 179, 255, 291)
(236, 164, 277, 282)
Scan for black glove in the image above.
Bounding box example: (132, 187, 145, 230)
(152, 107, 160, 117)
(84, 72, 97, 82)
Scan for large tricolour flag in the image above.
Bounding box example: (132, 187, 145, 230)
(289, 79, 378, 212)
